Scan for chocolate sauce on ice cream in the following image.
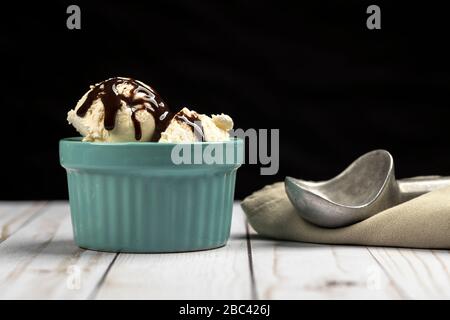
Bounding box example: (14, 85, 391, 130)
(68, 77, 233, 143)
(174, 111, 205, 142)
(76, 77, 172, 141)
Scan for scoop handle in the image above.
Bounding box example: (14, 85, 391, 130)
(397, 176, 450, 202)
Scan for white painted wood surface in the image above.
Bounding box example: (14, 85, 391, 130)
(0, 202, 116, 299)
(0, 201, 448, 299)
(367, 247, 450, 299)
(96, 204, 252, 299)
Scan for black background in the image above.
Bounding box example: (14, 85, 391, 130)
(2, 1, 449, 200)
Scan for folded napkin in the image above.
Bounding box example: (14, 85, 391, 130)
(241, 182, 450, 249)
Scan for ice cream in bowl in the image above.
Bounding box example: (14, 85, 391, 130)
(60, 77, 243, 252)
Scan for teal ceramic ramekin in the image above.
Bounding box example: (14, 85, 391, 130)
(59, 137, 243, 253)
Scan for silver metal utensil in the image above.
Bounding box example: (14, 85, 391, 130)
(285, 150, 450, 228)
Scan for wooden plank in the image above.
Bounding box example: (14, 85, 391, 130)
(0, 201, 116, 299)
(368, 247, 450, 299)
(0, 202, 48, 242)
(95, 203, 252, 299)
(3, 201, 446, 300)
(245, 206, 402, 299)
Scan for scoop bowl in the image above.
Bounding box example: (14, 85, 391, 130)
(285, 150, 450, 228)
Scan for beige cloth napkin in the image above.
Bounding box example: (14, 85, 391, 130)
(241, 182, 450, 249)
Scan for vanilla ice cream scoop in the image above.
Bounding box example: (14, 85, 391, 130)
(159, 107, 234, 143)
(67, 77, 171, 142)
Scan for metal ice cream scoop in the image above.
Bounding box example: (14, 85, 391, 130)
(285, 150, 450, 228)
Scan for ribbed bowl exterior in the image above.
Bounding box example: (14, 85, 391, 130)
(60, 138, 243, 253)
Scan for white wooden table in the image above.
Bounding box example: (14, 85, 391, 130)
(0, 201, 449, 299)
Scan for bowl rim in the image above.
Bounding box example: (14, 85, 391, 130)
(60, 137, 243, 147)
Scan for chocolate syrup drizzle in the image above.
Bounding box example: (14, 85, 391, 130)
(76, 77, 172, 141)
(175, 112, 205, 142)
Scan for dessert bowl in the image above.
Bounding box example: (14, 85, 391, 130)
(60, 137, 243, 253)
